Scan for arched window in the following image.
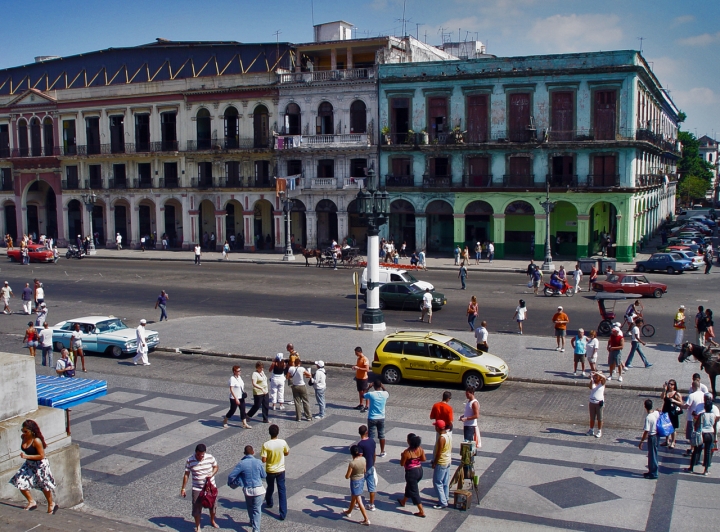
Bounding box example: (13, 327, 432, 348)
(43, 117, 54, 156)
(285, 103, 301, 135)
(30, 117, 42, 156)
(224, 107, 239, 148)
(196, 108, 211, 150)
(253, 105, 269, 148)
(350, 100, 366, 133)
(318, 102, 334, 135)
(17, 119, 28, 157)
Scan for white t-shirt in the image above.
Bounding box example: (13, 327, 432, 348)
(422, 292, 433, 308)
(475, 327, 488, 344)
(691, 382, 709, 394)
(39, 328, 53, 348)
(589, 382, 605, 403)
(35, 286, 44, 300)
(288, 366, 307, 386)
(644, 410, 660, 435)
(488, 243, 494, 253)
(515, 306, 527, 321)
(685, 390, 707, 416)
(573, 269, 582, 281)
(1, 285, 11, 299)
(116, 235, 122, 244)
(194, 245, 201, 256)
(71, 330, 83, 347)
(229, 375, 245, 400)
(585, 338, 599, 360)
(313, 368, 327, 390)
(630, 326, 641, 343)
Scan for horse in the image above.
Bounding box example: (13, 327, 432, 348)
(299, 247, 321, 267)
(678, 342, 720, 399)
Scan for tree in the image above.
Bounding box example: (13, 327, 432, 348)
(677, 131, 713, 182)
(677, 175, 710, 203)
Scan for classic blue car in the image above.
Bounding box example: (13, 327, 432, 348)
(49, 316, 160, 357)
(635, 253, 693, 275)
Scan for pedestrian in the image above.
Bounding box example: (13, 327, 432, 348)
(475, 242, 482, 265)
(396, 433, 426, 517)
(459, 386, 481, 445)
(352, 347, 370, 411)
(269, 354, 287, 410)
(695, 305, 706, 346)
(55, 349, 75, 377)
(33, 279, 45, 311)
(639, 399, 660, 479)
(687, 397, 718, 475)
(474, 321, 489, 352)
(342, 445, 371, 525)
(430, 391, 454, 431)
(704, 309, 719, 347)
(287, 343, 300, 366)
(458, 262, 468, 290)
(418, 249, 427, 270)
(513, 300, 527, 334)
(52, 246, 59, 264)
(607, 324, 624, 381)
(228, 445, 267, 532)
(364, 380, 389, 457)
(10, 420, 56, 513)
(673, 305, 686, 348)
(683, 380, 706, 459)
(181, 443, 219, 532)
(229, 234, 236, 250)
(462, 245, 470, 264)
(21, 282, 32, 315)
(222, 240, 230, 260)
(454, 245, 461, 266)
(487, 241, 494, 263)
(71, 323, 86, 372)
(587, 371, 606, 438)
(572, 263, 583, 293)
(38, 322, 53, 367)
(625, 318, 652, 368)
(588, 263, 598, 291)
(552, 305, 569, 352)
(194, 243, 202, 265)
(35, 302, 48, 327)
(570, 328, 587, 376)
(132, 319, 150, 366)
(246, 362, 270, 423)
(531, 265, 542, 295)
(312, 360, 326, 419)
(286, 358, 312, 421)
(356, 424, 377, 511)
(24, 321, 38, 359)
(467, 295, 478, 331)
(2, 280, 14, 314)
(222, 365, 251, 429)
(431, 419, 452, 509)
(586, 330, 599, 372)
(115, 232, 122, 250)
(261, 424, 289, 520)
(419, 288, 433, 323)
(704, 249, 713, 274)
(660, 380, 683, 449)
(155, 290, 169, 322)
(140, 235, 146, 251)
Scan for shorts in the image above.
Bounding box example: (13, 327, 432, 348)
(368, 418, 386, 440)
(364, 466, 377, 493)
(608, 351, 621, 366)
(26, 341, 38, 347)
(587, 351, 598, 363)
(555, 329, 566, 337)
(532, 279, 540, 288)
(589, 402, 604, 422)
(350, 478, 365, 496)
(517, 318, 525, 323)
(356, 378, 369, 393)
(191, 488, 217, 516)
(423, 306, 433, 316)
(573, 353, 586, 363)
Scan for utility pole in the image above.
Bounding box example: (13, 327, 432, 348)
(415, 23, 423, 40)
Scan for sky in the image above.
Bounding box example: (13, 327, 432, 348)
(2, 0, 718, 137)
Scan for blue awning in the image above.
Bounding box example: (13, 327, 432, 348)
(36, 375, 107, 409)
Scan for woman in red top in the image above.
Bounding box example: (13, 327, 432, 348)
(467, 296, 478, 331)
(588, 264, 598, 291)
(24, 321, 38, 358)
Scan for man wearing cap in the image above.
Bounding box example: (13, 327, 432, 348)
(552, 306, 570, 352)
(674, 305, 686, 348)
(1, 281, 13, 314)
(607, 324, 625, 382)
(431, 419, 452, 509)
(34, 302, 48, 327)
(312, 361, 327, 419)
(133, 319, 150, 366)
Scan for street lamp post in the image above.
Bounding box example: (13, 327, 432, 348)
(280, 191, 295, 261)
(539, 180, 556, 271)
(356, 167, 388, 331)
(81, 190, 97, 255)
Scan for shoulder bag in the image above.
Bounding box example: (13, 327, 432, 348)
(198, 478, 218, 508)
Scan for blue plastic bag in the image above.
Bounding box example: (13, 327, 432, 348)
(656, 412, 675, 437)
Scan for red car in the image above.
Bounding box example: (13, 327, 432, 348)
(7, 244, 54, 263)
(592, 273, 667, 298)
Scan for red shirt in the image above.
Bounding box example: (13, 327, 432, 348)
(430, 402, 454, 426)
(608, 332, 624, 350)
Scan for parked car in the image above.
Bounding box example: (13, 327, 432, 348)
(366, 282, 446, 311)
(689, 216, 716, 228)
(7, 244, 54, 263)
(371, 331, 508, 389)
(635, 253, 693, 274)
(672, 250, 704, 270)
(662, 244, 702, 253)
(591, 273, 667, 298)
(360, 267, 433, 293)
(49, 316, 160, 357)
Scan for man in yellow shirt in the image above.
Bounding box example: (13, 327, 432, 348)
(261, 424, 290, 520)
(674, 305, 686, 348)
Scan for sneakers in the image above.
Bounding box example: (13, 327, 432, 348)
(433, 505, 448, 509)
(582, 371, 588, 377)
(606, 375, 612, 381)
(574, 370, 579, 376)
(560, 349, 565, 352)
(223, 423, 228, 428)
(279, 405, 286, 410)
(133, 362, 138, 366)
(625, 364, 633, 369)
(586, 429, 595, 436)
(367, 504, 376, 512)
(595, 430, 602, 438)
(645, 363, 653, 368)
(143, 363, 151, 366)
(360, 406, 368, 413)
(618, 376, 623, 382)
(378, 452, 387, 458)
(354, 404, 364, 410)
(555, 347, 561, 351)
(313, 415, 324, 420)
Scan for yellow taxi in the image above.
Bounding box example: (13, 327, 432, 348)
(371, 331, 509, 390)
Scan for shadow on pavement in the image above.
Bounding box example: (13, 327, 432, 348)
(586, 467, 637, 478)
(542, 427, 588, 437)
(272, 320, 357, 331)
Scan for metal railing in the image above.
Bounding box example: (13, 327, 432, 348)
(278, 134, 369, 149)
(587, 174, 620, 187)
(502, 174, 538, 187)
(191, 177, 215, 189)
(135, 179, 154, 189)
(186, 138, 273, 151)
(422, 175, 452, 188)
(85, 179, 105, 190)
(158, 178, 182, 188)
(546, 174, 579, 187)
(384, 174, 415, 187)
(61, 179, 83, 190)
(278, 67, 375, 84)
(462, 174, 493, 187)
(108, 178, 128, 189)
(219, 175, 245, 188)
(0, 147, 10, 158)
(635, 174, 665, 187)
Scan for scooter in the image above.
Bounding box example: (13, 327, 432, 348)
(65, 245, 84, 259)
(543, 280, 574, 297)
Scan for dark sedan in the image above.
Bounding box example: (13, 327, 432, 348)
(368, 282, 447, 311)
(635, 253, 693, 274)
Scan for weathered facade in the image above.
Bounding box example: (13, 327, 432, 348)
(377, 51, 680, 261)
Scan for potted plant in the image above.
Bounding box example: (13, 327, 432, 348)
(420, 128, 429, 145)
(453, 126, 464, 144)
(381, 126, 391, 144)
(406, 129, 415, 145)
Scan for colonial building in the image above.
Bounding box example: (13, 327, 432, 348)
(698, 135, 719, 201)
(377, 50, 680, 262)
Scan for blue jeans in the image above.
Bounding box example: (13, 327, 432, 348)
(315, 387, 326, 417)
(41, 346, 53, 367)
(364, 466, 376, 493)
(460, 275, 466, 289)
(468, 314, 477, 331)
(647, 434, 659, 478)
(433, 464, 451, 507)
(158, 303, 167, 321)
(625, 341, 649, 366)
(246, 494, 262, 532)
(265, 471, 286, 519)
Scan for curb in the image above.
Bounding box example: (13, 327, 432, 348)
(153, 346, 663, 393)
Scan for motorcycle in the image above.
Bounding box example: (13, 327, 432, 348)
(543, 280, 574, 297)
(65, 245, 84, 259)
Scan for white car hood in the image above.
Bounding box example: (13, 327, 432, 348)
(413, 280, 434, 291)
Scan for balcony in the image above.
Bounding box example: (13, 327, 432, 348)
(0, 147, 10, 158)
(187, 138, 272, 151)
(247, 178, 273, 189)
(191, 177, 215, 189)
(383, 132, 418, 146)
(276, 134, 370, 149)
(304, 177, 337, 190)
(61, 178, 83, 190)
(84, 179, 105, 190)
(384, 174, 415, 187)
(343, 177, 365, 189)
(133, 179, 155, 189)
(502, 174, 538, 187)
(587, 174, 620, 188)
(159, 178, 181, 188)
(462, 174, 493, 188)
(635, 174, 665, 188)
(278, 67, 375, 84)
(108, 179, 128, 189)
(422, 175, 452, 188)
(219, 175, 245, 188)
(546, 174, 579, 188)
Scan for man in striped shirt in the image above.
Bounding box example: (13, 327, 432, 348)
(181, 443, 219, 532)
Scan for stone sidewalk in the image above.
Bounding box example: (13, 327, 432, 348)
(150, 314, 696, 392)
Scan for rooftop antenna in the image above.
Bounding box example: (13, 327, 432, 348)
(402, 0, 407, 36)
(637, 36, 645, 52)
(310, 0, 314, 27)
(415, 23, 424, 40)
(273, 30, 281, 61)
(424, 29, 427, 43)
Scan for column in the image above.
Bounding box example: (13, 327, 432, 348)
(346, 47, 353, 69)
(576, 214, 590, 258)
(415, 214, 427, 251)
(215, 211, 226, 250)
(305, 211, 318, 249)
(243, 211, 255, 251)
(615, 201, 633, 262)
(330, 48, 337, 70)
(130, 197, 140, 248)
(155, 200, 164, 249)
(453, 214, 465, 249)
(337, 211, 349, 242)
(81, 200, 91, 240)
(492, 213, 506, 259)
(273, 210, 283, 251)
(534, 214, 546, 261)
(181, 196, 192, 249)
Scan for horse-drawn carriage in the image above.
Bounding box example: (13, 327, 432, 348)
(308, 246, 363, 268)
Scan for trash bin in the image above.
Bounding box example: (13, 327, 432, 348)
(577, 257, 596, 275)
(597, 258, 617, 273)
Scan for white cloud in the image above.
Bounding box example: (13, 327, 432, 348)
(647, 56, 683, 84)
(677, 32, 720, 46)
(529, 14, 623, 53)
(673, 87, 718, 108)
(672, 15, 695, 26)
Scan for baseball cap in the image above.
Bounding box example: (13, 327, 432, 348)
(140, 319, 147, 325)
(433, 419, 447, 429)
(3, 281, 7, 284)
(612, 322, 622, 328)
(315, 360, 325, 368)
(275, 353, 283, 361)
(40, 302, 46, 308)
(679, 305, 686, 309)
(557, 306, 563, 310)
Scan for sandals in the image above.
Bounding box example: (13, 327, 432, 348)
(396, 499, 406, 507)
(24, 502, 37, 511)
(414, 512, 426, 518)
(360, 520, 371, 526)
